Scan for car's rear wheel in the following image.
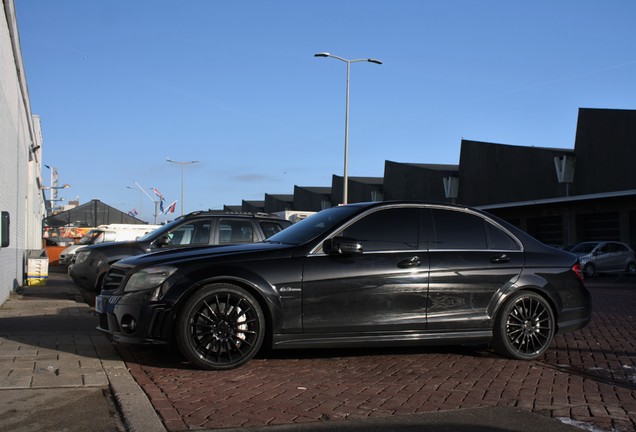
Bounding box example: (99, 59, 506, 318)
(176, 284, 265, 370)
(583, 263, 595, 277)
(493, 291, 555, 360)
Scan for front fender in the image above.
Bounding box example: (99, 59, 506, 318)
(165, 260, 304, 336)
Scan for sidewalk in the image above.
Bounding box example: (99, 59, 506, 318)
(0, 268, 165, 432)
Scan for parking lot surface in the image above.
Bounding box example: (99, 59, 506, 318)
(117, 277, 636, 431)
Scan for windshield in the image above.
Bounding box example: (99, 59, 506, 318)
(266, 205, 362, 246)
(570, 242, 599, 253)
(136, 219, 180, 241)
(78, 230, 102, 245)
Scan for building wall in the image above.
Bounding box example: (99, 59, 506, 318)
(264, 194, 294, 213)
(573, 108, 636, 195)
(293, 186, 332, 212)
(0, 1, 46, 304)
(383, 161, 458, 202)
(331, 175, 384, 204)
(458, 140, 574, 206)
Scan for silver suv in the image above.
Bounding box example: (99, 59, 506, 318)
(569, 241, 636, 277)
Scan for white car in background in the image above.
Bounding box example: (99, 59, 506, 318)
(59, 224, 160, 265)
(569, 241, 636, 277)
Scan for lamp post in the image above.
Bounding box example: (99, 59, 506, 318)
(314, 52, 382, 204)
(41, 183, 71, 214)
(166, 157, 198, 215)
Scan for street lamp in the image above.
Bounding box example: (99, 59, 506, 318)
(166, 157, 199, 215)
(314, 52, 382, 204)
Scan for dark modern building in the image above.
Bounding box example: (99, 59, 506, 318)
(383, 161, 459, 203)
(478, 108, 636, 247)
(330, 175, 384, 205)
(293, 186, 332, 212)
(264, 194, 294, 213)
(242, 107, 636, 249)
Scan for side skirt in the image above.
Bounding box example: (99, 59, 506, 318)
(271, 330, 492, 350)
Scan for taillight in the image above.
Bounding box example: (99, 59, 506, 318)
(572, 262, 585, 282)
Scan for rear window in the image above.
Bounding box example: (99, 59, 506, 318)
(430, 209, 520, 251)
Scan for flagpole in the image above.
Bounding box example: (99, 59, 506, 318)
(135, 182, 160, 224)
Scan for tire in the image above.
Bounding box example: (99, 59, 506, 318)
(583, 263, 595, 277)
(626, 262, 636, 274)
(176, 284, 265, 370)
(493, 291, 555, 360)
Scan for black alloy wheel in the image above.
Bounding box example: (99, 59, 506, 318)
(493, 291, 555, 360)
(583, 263, 595, 277)
(176, 284, 265, 370)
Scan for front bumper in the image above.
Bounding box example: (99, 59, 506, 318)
(68, 263, 99, 291)
(96, 290, 175, 344)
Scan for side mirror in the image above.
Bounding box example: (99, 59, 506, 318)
(323, 237, 363, 256)
(154, 235, 171, 248)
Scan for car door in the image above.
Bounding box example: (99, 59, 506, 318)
(607, 242, 628, 271)
(426, 208, 524, 331)
(592, 242, 613, 272)
(301, 206, 429, 334)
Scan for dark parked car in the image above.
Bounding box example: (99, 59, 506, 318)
(70, 211, 291, 292)
(568, 241, 636, 277)
(95, 201, 592, 370)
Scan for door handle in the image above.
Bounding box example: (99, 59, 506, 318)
(398, 256, 421, 268)
(490, 254, 510, 264)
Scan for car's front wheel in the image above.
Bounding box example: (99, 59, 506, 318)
(583, 263, 595, 277)
(493, 291, 555, 360)
(626, 262, 636, 274)
(176, 283, 265, 370)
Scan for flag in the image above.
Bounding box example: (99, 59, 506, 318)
(159, 199, 165, 213)
(152, 188, 164, 201)
(164, 200, 177, 214)
(128, 208, 138, 217)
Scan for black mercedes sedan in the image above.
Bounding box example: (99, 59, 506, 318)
(95, 201, 592, 370)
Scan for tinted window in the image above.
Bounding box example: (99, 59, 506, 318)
(609, 243, 628, 253)
(219, 219, 254, 244)
(167, 220, 211, 246)
(341, 208, 419, 251)
(431, 209, 487, 250)
(260, 221, 286, 239)
(486, 223, 521, 250)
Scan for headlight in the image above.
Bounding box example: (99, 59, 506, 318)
(74, 250, 90, 264)
(123, 266, 177, 293)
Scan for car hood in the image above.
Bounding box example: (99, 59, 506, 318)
(116, 241, 295, 269)
(81, 239, 142, 252)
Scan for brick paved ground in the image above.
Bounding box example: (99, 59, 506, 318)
(117, 277, 636, 432)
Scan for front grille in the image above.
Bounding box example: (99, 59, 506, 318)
(102, 267, 127, 292)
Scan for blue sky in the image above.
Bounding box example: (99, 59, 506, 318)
(15, 1, 636, 222)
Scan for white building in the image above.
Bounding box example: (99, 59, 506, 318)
(0, 0, 47, 304)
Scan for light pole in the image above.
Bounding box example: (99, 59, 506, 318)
(41, 183, 71, 214)
(314, 52, 382, 204)
(166, 157, 198, 215)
